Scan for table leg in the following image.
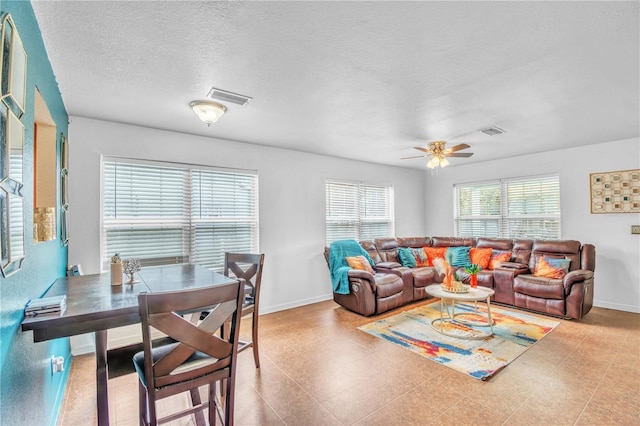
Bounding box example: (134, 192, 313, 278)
(486, 297, 494, 335)
(95, 330, 110, 426)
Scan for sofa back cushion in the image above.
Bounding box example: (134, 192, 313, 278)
(359, 240, 381, 264)
(529, 240, 581, 272)
(431, 237, 475, 247)
(512, 239, 533, 265)
(374, 238, 400, 263)
(476, 238, 513, 251)
(397, 237, 431, 248)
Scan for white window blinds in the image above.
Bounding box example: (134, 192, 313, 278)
(454, 175, 561, 239)
(325, 180, 393, 244)
(103, 159, 258, 272)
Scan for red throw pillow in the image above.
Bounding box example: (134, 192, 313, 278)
(469, 247, 492, 270)
(346, 255, 374, 274)
(423, 247, 447, 267)
(488, 250, 512, 270)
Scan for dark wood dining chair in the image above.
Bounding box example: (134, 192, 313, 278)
(224, 252, 265, 368)
(134, 281, 243, 426)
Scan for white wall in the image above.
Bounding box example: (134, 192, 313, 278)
(67, 116, 426, 313)
(424, 137, 640, 313)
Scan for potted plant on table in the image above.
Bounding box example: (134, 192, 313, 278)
(464, 263, 482, 288)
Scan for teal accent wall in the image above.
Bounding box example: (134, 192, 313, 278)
(0, 1, 70, 425)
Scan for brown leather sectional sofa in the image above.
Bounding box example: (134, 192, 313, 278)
(325, 237, 595, 319)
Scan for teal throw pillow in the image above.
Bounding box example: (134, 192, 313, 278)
(447, 246, 471, 267)
(397, 247, 417, 268)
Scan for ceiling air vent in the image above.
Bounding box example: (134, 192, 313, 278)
(207, 87, 253, 106)
(479, 126, 506, 136)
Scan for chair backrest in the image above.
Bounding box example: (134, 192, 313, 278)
(224, 253, 264, 307)
(138, 281, 243, 390)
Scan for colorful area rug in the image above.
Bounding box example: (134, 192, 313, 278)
(358, 302, 560, 380)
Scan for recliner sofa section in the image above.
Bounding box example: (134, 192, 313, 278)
(326, 237, 595, 319)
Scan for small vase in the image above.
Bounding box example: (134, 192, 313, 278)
(470, 274, 478, 288)
(110, 263, 123, 286)
(445, 268, 453, 287)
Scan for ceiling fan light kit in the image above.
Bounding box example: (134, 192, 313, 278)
(190, 100, 227, 126)
(402, 140, 473, 169)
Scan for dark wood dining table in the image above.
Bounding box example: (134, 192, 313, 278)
(21, 264, 237, 426)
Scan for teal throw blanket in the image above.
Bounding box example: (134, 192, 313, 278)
(328, 239, 375, 295)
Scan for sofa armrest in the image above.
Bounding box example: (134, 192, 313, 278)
(347, 269, 375, 280)
(347, 269, 377, 291)
(376, 261, 402, 269)
(563, 269, 594, 293)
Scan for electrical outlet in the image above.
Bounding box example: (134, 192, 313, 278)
(51, 356, 64, 374)
(632, 225, 640, 235)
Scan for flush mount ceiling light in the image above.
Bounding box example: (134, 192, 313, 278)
(190, 100, 227, 126)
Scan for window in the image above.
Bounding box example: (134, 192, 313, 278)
(325, 180, 394, 244)
(454, 175, 560, 239)
(103, 158, 258, 272)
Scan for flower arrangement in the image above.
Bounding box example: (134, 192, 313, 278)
(464, 263, 482, 288)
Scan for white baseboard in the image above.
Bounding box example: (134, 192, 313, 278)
(593, 299, 640, 314)
(259, 293, 333, 315)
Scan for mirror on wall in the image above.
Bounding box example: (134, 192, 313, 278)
(0, 102, 25, 276)
(0, 13, 27, 277)
(1, 13, 26, 118)
(33, 88, 57, 243)
(60, 133, 68, 246)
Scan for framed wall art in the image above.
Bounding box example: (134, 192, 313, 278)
(590, 169, 640, 214)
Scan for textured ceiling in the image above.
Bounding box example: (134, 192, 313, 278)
(31, 1, 639, 169)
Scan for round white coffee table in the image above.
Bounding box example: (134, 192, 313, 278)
(425, 284, 496, 340)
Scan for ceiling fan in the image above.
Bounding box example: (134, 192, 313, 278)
(401, 141, 474, 169)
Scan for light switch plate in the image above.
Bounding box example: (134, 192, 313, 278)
(632, 225, 640, 235)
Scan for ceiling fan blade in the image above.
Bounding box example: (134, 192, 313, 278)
(447, 143, 471, 153)
(447, 152, 474, 158)
(413, 146, 432, 154)
(401, 155, 428, 160)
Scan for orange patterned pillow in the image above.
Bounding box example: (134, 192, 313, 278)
(488, 250, 512, 270)
(346, 255, 374, 274)
(533, 256, 569, 279)
(423, 247, 448, 267)
(413, 248, 430, 267)
(469, 247, 492, 270)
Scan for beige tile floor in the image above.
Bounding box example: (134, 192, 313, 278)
(58, 299, 640, 425)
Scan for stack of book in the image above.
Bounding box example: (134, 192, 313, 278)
(25, 295, 67, 317)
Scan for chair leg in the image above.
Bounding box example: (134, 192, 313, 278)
(190, 387, 206, 426)
(208, 383, 217, 426)
(138, 381, 147, 426)
(224, 376, 235, 426)
(252, 313, 260, 368)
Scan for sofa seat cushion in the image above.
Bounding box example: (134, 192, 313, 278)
(412, 268, 436, 288)
(374, 273, 405, 298)
(514, 274, 564, 299)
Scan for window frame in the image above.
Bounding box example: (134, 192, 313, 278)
(454, 174, 561, 239)
(101, 156, 259, 272)
(325, 179, 394, 244)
